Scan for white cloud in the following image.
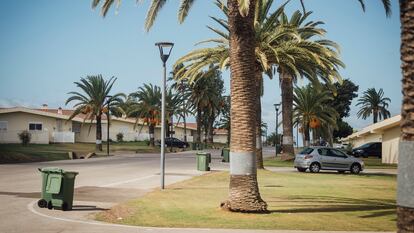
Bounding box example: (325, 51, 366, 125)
(0, 98, 39, 108)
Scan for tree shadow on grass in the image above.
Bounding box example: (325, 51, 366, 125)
(267, 195, 396, 218)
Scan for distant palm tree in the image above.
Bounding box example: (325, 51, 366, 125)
(293, 85, 338, 146)
(356, 88, 391, 124)
(129, 83, 181, 146)
(66, 75, 125, 151)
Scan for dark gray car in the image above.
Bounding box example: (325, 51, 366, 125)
(294, 147, 365, 174)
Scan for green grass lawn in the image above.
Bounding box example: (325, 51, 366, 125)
(96, 170, 397, 231)
(264, 156, 397, 169)
(0, 141, 159, 163)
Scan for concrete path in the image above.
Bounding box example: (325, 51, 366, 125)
(0, 149, 394, 233)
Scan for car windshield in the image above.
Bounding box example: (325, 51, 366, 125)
(358, 143, 375, 149)
(299, 148, 314, 155)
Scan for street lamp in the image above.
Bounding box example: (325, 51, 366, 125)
(274, 103, 281, 157)
(155, 42, 174, 190)
(105, 95, 112, 157)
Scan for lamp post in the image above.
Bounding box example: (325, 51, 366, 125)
(274, 103, 281, 157)
(105, 95, 112, 157)
(155, 42, 174, 190)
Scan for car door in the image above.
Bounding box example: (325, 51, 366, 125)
(328, 149, 351, 169)
(373, 143, 381, 157)
(318, 148, 335, 169)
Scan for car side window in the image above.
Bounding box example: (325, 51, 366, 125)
(317, 148, 329, 156)
(329, 149, 347, 158)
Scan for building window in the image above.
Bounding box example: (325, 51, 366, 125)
(72, 122, 81, 133)
(29, 123, 42, 131)
(0, 121, 7, 131)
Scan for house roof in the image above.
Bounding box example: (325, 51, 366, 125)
(342, 114, 401, 141)
(0, 107, 145, 125)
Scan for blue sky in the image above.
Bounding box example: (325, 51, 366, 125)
(0, 0, 401, 134)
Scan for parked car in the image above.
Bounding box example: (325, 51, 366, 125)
(294, 147, 365, 174)
(155, 137, 189, 148)
(352, 142, 382, 158)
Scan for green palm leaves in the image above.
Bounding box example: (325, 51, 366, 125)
(356, 88, 391, 123)
(66, 75, 125, 150)
(66, 75, 125, 121)
(173, 1, 344, 85)
(293, 85, 338, 145)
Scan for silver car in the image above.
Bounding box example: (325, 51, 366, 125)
(294, 147, 365, 174)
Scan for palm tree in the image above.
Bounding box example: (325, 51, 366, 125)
(170, 67, 194, 143)
(293, 85, 338, 147)
(187, 67, 224, 144)
(129, 84, 161, 147)
(66, 75, 124, 151)
(129, 83, 180, 146)
(175, 2, 344, 162)
(356, 88, 391, 124)
(91, 0, 391, 214)
(397, 1, 414, 230)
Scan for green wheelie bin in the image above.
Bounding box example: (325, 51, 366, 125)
(196, 152, 210, 171)
(221, 148, 230, 162)
(37, 167, 78, 211)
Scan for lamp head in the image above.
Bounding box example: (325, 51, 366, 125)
(155, 42, 174, 63)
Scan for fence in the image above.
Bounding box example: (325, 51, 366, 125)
(52, 132, 75, 143)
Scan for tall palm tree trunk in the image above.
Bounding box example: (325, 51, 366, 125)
(221, 0, 267, 213)
(196, 107, 202, 143)
(279, 68, 295, 160)
(373, 109, 378, 123)
(96, 115, 103, 151)
(255, 65, 264, 169)
(183, 114, 187, 143)
(397, 1, 414, 231)
(207, 114, 214, 143)
(149, 124, 155, 147)
(304, 124, 310, 147)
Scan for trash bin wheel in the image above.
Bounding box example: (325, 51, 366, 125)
(62, 202, 68, 211)
(47, 201, 53, 210)
(37, 199, 47, 208)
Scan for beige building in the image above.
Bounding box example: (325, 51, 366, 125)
(342, 115, 401, 164)
(0, 107, 151, 144)
(0, 106, 229, 145)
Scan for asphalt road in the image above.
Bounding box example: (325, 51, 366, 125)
(0, 150, 231, 233)
(0, 148, 394, 233)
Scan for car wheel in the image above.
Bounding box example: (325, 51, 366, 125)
(309, 163, 320, 173)
(350, 163, 361, 174)
(297, 168, 307, 172)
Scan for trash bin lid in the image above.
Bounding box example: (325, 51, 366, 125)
(38, 167, 64, 173)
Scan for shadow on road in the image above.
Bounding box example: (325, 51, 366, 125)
(0, 191, 40, 199)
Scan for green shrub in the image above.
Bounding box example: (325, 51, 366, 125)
(116, 132, 124, 142)
(18, 130, 31, 146)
